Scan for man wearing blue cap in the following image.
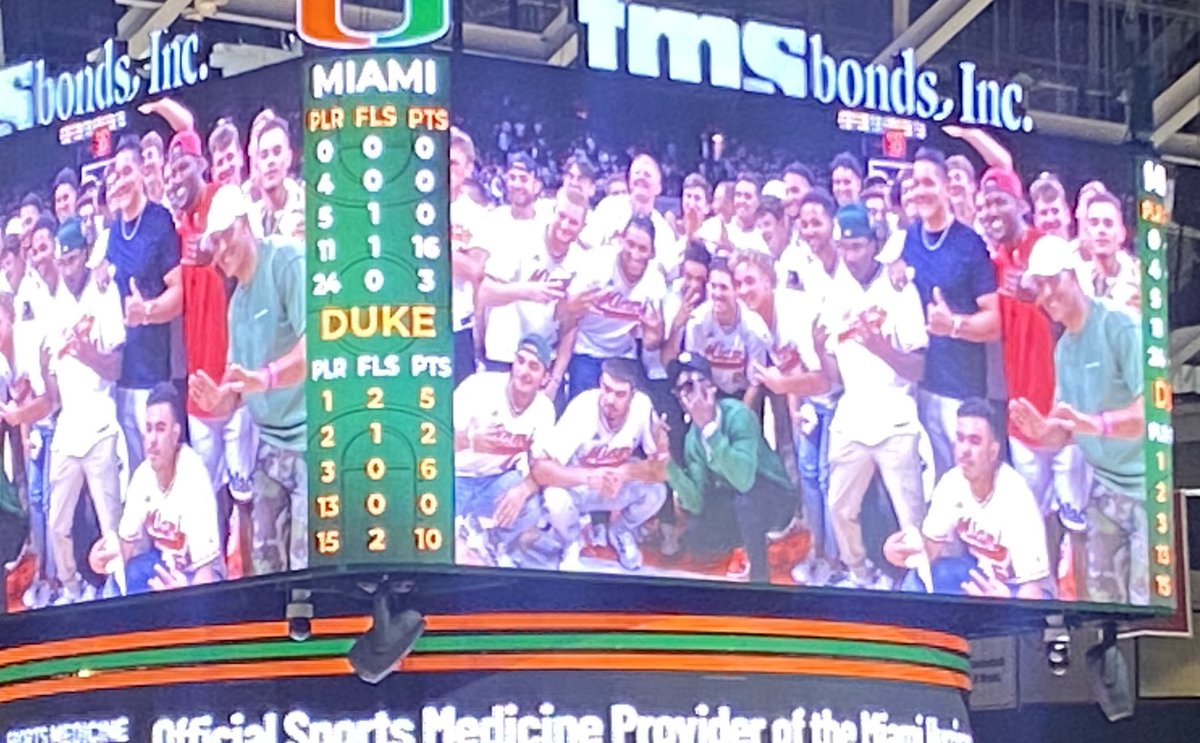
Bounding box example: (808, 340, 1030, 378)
(45, 213, 127, 604)
(823, 203, 929, 590)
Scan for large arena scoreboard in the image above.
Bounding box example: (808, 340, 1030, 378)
(304, 54, 453, 566)
(0, 0, 1183, 620)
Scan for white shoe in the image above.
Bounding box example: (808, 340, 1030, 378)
(559, 541, 585, 571)
(79, 583, 99, 602)
(52, 582, 82, 606)
(22, 581, 50, 610)
(609, 528, 643, 571)
(791, 558, 834, 586)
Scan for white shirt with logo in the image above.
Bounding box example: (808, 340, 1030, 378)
(760, 288, 821, 375)
(454, 372, 557, 478)
(541, 388, 660, 468)
(569, 246, 667, 360)
(922, 463, 1051, 586)
(484, 231, 583, 363)
(684, 300, 772, 395)
(826, 263, 928, 446)
(48, 279, 126, 457)
(480, 208, 547, 362)
(119, 444, 222, 574)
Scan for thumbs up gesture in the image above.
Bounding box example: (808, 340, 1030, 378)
(124, 278, 150, 327)
(925, 286, 956, 337)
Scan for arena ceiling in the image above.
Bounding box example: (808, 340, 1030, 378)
(6, 0, 1200, 162)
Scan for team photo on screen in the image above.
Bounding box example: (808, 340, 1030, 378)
(0, 83, 308, 610)
(0, 42, 1154, 612)
(448, 59, 1150, 605)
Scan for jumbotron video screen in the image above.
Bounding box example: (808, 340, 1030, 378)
(0, 0, 1177, 613)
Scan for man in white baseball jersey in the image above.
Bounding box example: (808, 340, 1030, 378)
(532, 359, 669, 571)
(683, 258, 771, 402)
(824, 204, 929, 590)
(479, 188, 587, 369)
(454, 336, 558, 568)
(884, 398, 1052, 599)
(554, 215, 666, 401)
(479, 152, 546, 368)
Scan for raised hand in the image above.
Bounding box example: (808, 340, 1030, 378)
(925, 286, 955, 336)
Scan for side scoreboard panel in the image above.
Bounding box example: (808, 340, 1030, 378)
(304, 54, 453, 567)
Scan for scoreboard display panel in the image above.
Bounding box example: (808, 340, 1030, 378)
(0, 0, 1178, 618)
(303, 55, 453, 566)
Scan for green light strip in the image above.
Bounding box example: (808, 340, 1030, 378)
(0, 632, 967, 686)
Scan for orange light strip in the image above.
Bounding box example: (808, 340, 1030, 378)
(318, 613, 968, 654)
(0, 613, 966, 671)
(0, 652, 968, 705)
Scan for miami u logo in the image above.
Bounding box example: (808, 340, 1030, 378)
(297, 0, 451, 49)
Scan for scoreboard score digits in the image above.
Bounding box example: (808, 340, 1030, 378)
(304, 54, 453, 566)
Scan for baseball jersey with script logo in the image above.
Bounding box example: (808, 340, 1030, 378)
(762, 288, 820, 374)
(569, 245, 667, 360)
(454, 371, 557, 478)
(118, 444, 222, 574)
(451, 195, 490, 332)
(484, 232, 583, 363)
(480, 209, 548, 362)
(684, 301, 771, 395)
(922, 463, 1050, 586)
(542, 389, 660, 468)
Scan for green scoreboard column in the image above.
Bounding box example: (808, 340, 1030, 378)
(303, 55, 453, 567)
(1137, 157, 1176, 607)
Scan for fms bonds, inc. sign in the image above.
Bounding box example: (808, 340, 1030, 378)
(579, 0, 1034, 133)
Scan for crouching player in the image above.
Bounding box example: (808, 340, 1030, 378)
(532, 359, 669, 571)
(454, 336, 558, 568)
(666, 352, 793, 582)
(883, 398, 1051, 599)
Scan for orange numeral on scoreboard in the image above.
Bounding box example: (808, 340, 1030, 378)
(367, 527, 387, 553)
(1156, 512, 1170, 535)
(1157, 451, 1168, 472)
(321, 389, 334, 412)
(368, 421, 382, 444)
(367, 387, 384, 409)
(1155, 574, 1173, 598)
(420, 422, 437, 445)
(315, 530, 341, 555)
(319, 424, 336, 448)
(414, 527, 443, 551)
(419, 387, 435, 409)
(418, 492, 438, 516)
(319, 460, 337, 483)
(1155, 481, 1169, 503)
(316, 494, 341, 518)
(365, 457, 387, 480)
(366, 492, 387, 516)
(1155, 544, 1172, 566)
(419, 458, 437, 480)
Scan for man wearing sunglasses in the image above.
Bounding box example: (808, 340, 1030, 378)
(665, 352, 792, 582)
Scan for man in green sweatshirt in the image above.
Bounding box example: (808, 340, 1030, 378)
(666, 352, 793, 582)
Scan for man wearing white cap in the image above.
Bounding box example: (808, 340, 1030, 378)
(1010, 234, 1147, 605)
(188, 184, 307, 575)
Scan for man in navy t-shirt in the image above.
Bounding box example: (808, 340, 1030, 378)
(901, 147, 1000, 480)
(104, 136, 183, 472)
